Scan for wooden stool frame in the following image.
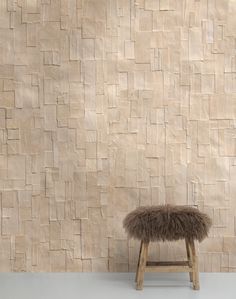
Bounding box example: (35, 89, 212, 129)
(135, 238, 200, 290)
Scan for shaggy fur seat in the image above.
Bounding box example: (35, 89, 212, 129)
(123, 205, 212, 242)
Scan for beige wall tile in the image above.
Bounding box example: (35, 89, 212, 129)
(0, 0, 236, 273)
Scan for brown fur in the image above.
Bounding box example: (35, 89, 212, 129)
(123, 205, 212, 242)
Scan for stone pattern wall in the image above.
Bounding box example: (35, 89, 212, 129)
(0, 0, 236, 272)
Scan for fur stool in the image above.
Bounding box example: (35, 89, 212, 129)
(123, 205, 212, 290)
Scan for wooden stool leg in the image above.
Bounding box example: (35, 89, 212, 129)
(135, 241, 143, 282)
(136, 241, 148, 290)
(185, 239, 193, 282)
(189, 239, 200, 290)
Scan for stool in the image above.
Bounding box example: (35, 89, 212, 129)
(123, 205, 212, 290)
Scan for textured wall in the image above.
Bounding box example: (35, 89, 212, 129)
(0, 0, 236, 272)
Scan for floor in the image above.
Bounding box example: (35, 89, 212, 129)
(0, 272, 235, 299)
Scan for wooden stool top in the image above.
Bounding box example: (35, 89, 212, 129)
(123, 205, 212, 242)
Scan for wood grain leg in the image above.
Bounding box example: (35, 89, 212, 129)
(189, 239, 200, 290)
(136, 241, 148, 290)
(135, 241, 143, 283)
(185, 238, 193, 282)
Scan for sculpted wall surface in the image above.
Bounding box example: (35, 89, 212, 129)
(0, 0, 236, 272)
